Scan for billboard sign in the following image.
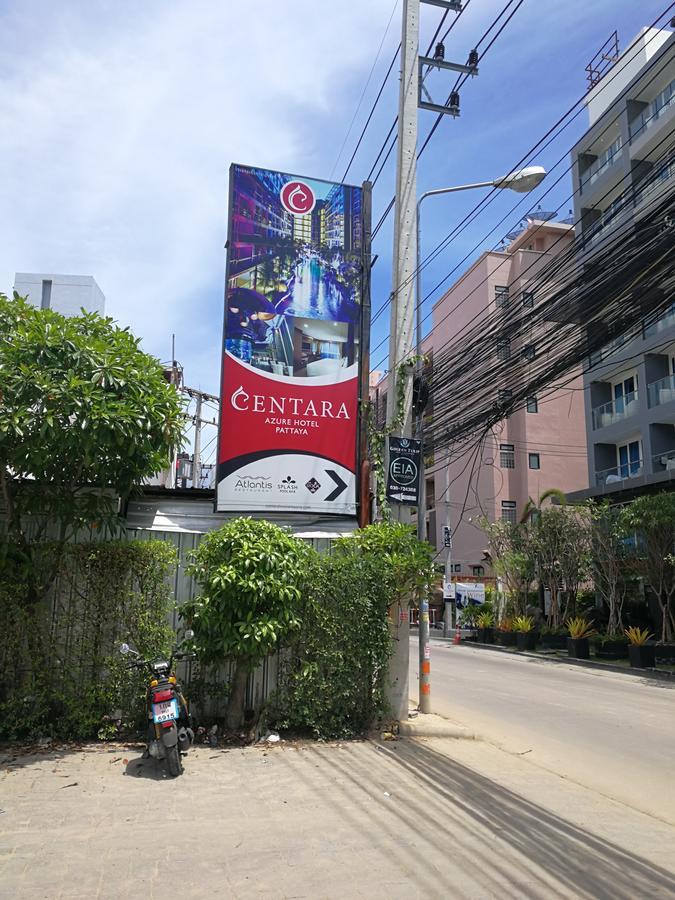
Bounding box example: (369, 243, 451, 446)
(217, 164, 365, 515)
(386, 436, 422, 505)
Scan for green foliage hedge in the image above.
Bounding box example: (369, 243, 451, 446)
(0, 540, 176, 741)
(271, 522, 435, 739)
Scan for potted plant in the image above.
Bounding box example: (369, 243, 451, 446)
(625, 627, 656, 669)
(566, 617, 596, 659)
(496, 618, 517, 647)
(594, 633, 628, 660)
(540, 625, 568, 650)
(476, 610, 494, 644)
(513, 615, 537, 651)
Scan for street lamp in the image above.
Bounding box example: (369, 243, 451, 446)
(415, 165, 546, 714)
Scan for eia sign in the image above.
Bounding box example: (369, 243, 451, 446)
(386, 436, 422, 506)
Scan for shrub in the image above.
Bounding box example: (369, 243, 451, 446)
(272, 551, 391, 739)
(0, 540, 176, 741)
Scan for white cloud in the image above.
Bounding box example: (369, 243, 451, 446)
(0, 0, 398, 392)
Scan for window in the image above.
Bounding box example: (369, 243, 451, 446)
(501, 501, 517, 524)
(526, 395, 538, 413)
(522, 291, 534, 308)
(41, 279, 52, 310)
(528, 453, 541, 470)
(612, 373, 637, 414)
(452, 563, 462, 573)
(498, 389, 513, 406)
(495, 286, 509, 308)
(497, 339, 511, 362)
(617, 440, 642, 478)
(500, 443, 515, 468)
(522, 344, 535, 361)
(471, 565, 485, 577)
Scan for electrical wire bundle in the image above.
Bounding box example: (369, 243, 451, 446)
(425, 163, 675, 459)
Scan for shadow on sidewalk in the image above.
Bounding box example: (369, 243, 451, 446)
(311, 740, 675, 900)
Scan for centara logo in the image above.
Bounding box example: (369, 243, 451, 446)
(280, 180, 316, 215)
(230, 386, 349, 419)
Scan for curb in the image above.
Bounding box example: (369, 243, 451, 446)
(432, 636, 675, 683)
(398, 713, 476, 740)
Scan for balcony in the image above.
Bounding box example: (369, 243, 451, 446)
(591, 392, 639, 430)
(629, 77, 675, 142)
(648, 374, 675, 408)
(595, 460, 644, 487)
(644, 303, 675, 338)
(581, 138, 622, 193)
(634, 152, 675, 209)
(652, 449, 675, 474)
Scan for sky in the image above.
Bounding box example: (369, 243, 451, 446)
(0, 0, 667, 460)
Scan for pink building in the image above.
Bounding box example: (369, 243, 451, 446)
(420, 219, 589, 577)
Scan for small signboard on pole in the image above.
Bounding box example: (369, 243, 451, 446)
(386, 436, 422, 505)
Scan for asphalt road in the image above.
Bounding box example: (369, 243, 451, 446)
(410, 638, 675, 825)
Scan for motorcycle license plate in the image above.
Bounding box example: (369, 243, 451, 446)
(152, 699, 178, 723)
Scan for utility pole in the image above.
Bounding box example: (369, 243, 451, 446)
(385, 0, 420, 724)
(182, 387, 219, 489)
(192, 392, 203, 488)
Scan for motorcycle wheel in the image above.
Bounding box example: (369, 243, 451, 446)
(166, 745, 183, 778)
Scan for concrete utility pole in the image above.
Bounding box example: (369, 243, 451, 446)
(193, 392, 203, 489)
(182, 386, 219, 488)
(385, 0, 420, 724)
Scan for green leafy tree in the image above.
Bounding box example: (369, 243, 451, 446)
(183, 518, 314, 731)
(622, 493, 675, 642)
(0, 295, 185, 602)
(589, 502, 632, 636)
(341, 521, 436, 610)
(479, 518, 534, 618)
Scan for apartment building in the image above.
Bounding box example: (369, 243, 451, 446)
(569, 27, 675, 501)
(417, 219, 589, 574)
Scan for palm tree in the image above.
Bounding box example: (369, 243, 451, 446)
(520, 487, 567, 524)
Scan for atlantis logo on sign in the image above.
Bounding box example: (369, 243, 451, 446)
(280, 180, 316, 215)
(234, 474, 273, 493)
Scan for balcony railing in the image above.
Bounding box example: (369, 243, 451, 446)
(644, 304, 675, 337)
(634, 153, 675, 208)
(581, 138, 622, 191)
(595, 460, 643, 487)
(647, 374, 675, 408)
(652, 449, 675, 474)
(630, 77, 675, 142)
(591, 392, 639, 430)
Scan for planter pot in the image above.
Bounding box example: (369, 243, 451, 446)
(628, 644, 656, 668)
(477, 627, 494, 644)
(567, 637, 590, 660)
(595, 640, 628, 660)
(541, 634, 568, 650)
(516, 632, 537, 651)
(498, 631, 517, 647)
(654, 642, 675, 664)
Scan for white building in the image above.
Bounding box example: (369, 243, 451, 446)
(14, 273, 105, 316)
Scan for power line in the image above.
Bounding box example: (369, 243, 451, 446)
(368, 5, 675, 337)
(328, 0, 401, 183)
(365, 0, 472, 187)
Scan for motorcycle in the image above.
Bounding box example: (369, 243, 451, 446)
(120, 633, 195, 777)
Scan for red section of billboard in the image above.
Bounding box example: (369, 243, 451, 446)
(219, 353, 357, 474)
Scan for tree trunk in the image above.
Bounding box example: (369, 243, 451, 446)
(226, 660, 249, 732)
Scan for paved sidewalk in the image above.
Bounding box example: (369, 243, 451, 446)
(1, 734, 675, 899)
